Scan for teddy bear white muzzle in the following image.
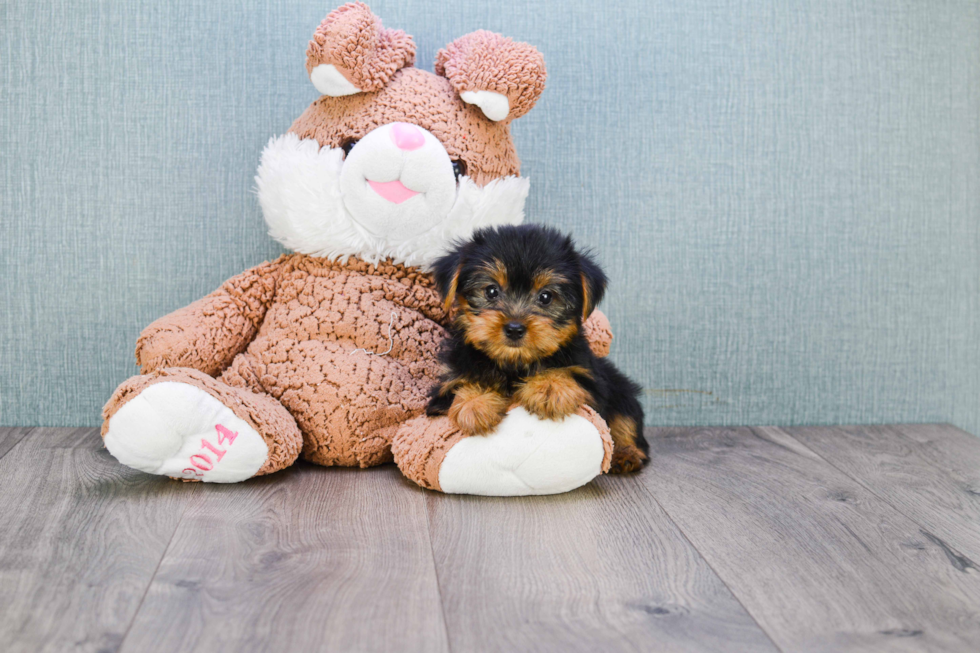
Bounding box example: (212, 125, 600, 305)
(340, 122, 457, 243)
(256, 131, 528, 268)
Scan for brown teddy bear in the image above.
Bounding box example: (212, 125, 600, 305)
(102, 2, 617, 495)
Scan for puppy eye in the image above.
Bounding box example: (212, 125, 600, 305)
(341, 139, 359, 157)
(537, 290, 553, 306)
(451, 160, 467, 181)
(484, 285, 499, 300)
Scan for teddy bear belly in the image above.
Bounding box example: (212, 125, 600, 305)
(240, 270, 445, 467)
(241, 334, 436, 466)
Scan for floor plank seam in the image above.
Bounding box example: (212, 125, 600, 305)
(422, 489, 455, 653)
(635, 467, 787, 653)
(0, 427, 35, 461)
(114, 487, 194, 653)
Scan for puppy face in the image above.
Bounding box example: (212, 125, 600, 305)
(433, 225, 607, 367)
(458, 260, 578, 366)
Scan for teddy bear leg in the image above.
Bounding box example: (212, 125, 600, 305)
(101, 367, 302, 483)
(392, 406, 614, 496)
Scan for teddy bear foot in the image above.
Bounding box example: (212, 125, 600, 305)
(393, 406, 614, 496)
(103, 379, 273, 483)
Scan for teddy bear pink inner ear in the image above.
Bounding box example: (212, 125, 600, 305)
(436, 30, 546, 121)
(305, 2, 416, 97)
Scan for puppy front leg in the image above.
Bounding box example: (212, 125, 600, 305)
(515, 368, 593, 421)
(448, 383, 510, 436)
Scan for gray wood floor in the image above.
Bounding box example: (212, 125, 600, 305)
(1, 425, 978, 653)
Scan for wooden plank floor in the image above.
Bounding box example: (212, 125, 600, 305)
(0, 425, 978, 652)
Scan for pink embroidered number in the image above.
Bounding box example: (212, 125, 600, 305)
(200, 439, 226, 462)
(190, 454, 213, 471)
(215, 424, 238, 445)
(180, 424, 240, 478)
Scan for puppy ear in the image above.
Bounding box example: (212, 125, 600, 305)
(435, 30, 546, 122)
(432, 250, 464, 314)
(306, 2, 415, 97)
(578, 252, 607, 320)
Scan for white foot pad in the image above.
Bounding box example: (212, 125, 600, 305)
(438, 407, 606, 496)
(104, 382, 269, 483)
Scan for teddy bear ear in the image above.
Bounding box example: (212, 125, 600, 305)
(305, 2, 416, 97)
(435, 30, 546, 122)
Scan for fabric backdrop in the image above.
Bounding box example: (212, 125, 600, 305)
(2, 0, 978, 435)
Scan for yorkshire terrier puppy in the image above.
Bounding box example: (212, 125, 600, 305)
(426, 225, 647, 473)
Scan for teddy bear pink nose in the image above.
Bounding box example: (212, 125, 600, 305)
(390, 122, 425, 151)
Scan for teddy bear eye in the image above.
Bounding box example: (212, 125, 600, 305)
(451, 160, 467, 181)
(341, 139, 359, 157)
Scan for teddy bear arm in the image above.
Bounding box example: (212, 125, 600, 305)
(136, 259, 282, 376)
(583, 309, 613, 358)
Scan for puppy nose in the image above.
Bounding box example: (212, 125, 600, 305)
(504, 322, 527, 340)
(390, 123, 425, 151)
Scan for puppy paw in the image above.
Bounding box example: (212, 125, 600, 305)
(609, 444, 647, 474)
(515, 369, 591, 421)
(448, 385, 509, 435)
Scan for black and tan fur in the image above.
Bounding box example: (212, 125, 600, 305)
(427, 225, 647, 473)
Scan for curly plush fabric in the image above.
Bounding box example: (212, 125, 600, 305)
(435, 31, 547, 121)
(290, 68, 521, 186)
(136, 260, 281, 376)
(305, 2, 416, 91)
(583, 309, 613, 358)
(391, 413, 464, 491)
(134, 255, 442, 466)
(576, 405, 615, 472)
(119, 252, 614, 472)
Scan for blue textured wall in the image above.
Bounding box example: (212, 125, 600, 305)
(1, 1, 978, 434)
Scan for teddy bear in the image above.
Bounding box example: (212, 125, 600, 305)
(101, 2, 618, 496)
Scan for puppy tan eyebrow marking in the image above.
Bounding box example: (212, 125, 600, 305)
(477, 259, 509, 290)
(532, 269, 568, 292)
